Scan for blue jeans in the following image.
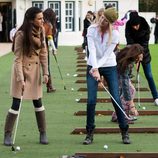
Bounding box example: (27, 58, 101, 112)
(142, 62, 158, 99)
(86, 65, 128, 130)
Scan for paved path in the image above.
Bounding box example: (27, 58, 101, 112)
(0, 43, 12, 57)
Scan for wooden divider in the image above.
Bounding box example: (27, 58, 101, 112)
(74, 152, 158, 158)
(74, 110, 158, 116)
(78, 98, 153, 103)
(77, 87, 149, 91)
(71, 127, 158, 134)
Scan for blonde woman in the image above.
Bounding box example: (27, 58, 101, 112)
(83, 8, 130, 145)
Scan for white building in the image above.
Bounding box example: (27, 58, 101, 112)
(0, 0, 155, 45)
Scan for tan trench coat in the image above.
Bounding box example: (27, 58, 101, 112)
(10, 31, 48, 100)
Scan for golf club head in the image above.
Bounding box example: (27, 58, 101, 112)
(129, 116, 138, 121)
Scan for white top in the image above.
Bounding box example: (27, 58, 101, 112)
(10, 28, 17, 41)
(87, 24, 120, 68)
(0, 13, 3, 31)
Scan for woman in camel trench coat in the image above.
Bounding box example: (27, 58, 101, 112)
(10, 31, 48, 99)
(3, 7, 49, 146)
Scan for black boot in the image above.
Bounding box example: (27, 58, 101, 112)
(120, 125, 130, 144)
(83, 129, 94, 145)
(4, 111, 17, 146)
(35, 109, 48, 144)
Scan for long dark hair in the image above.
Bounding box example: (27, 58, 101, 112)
(117, 44, 144, 74)
(12, 7, 43, 56)
(43, 8, 57, 35)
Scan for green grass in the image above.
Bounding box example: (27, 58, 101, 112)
(0, 45, 158, 158)
(140, 44, 158, 85)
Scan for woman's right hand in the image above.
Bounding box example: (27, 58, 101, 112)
(89, 68, 101, 81)
(21, 80, 25, 91)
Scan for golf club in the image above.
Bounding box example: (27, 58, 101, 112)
(52, 51, 66, 90)
(135, 62, 141, 108)
(11, 90, 23, 151)
(100, 81, 136, 121)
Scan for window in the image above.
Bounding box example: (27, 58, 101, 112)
(65, 1, 75, 31)
(32, 1, 44, 10)
(48, 1, 61, 31)
(103, 1, 118, 10)
(48, 1, 61, 20)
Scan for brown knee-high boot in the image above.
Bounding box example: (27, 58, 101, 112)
(35, 107, 48, 144)
(46, 75, 56, 93)
(4, 109, 18, 146)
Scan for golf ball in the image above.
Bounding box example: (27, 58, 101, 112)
(66, 73, 70, 76)
(73, 74, 78, 77)
(75, 99, 79, 102)
(142, 106, 146, 110)
(71, 88, 74, 91)
(103, 144, 108, 150)
(16, 146, 21, 151)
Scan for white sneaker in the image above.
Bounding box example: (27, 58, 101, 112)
(154, 98, 158, 106)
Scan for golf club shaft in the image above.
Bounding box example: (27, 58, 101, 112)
(137, 73, 141, 108)
(100, 82, 133, 120)
(135, 62, 141, 108)
(53, 53, 66, 90)
(135, 61, 141, 87)
(12, 94, 23, 146)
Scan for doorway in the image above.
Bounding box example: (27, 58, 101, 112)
(0, 2, 12, 42)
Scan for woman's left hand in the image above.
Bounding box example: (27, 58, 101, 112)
(43, 75, 48, 84)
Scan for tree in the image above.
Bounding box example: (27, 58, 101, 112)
(139, 0, 158, 14)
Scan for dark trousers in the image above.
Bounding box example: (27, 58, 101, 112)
(142, 62, 158, 99)
(86, 65, 128, 130)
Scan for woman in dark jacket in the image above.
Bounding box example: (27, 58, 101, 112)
(82, 11, 94, 53)
(125, 11, 158, 105)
